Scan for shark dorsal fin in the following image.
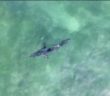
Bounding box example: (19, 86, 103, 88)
(42, 42, 46, 49)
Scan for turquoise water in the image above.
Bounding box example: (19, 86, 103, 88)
(0, 1, 110, 96)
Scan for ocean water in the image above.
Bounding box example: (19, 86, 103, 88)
(0, 1, 110, 96)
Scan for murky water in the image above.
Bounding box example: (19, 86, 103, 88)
(0, 1, 110, 96)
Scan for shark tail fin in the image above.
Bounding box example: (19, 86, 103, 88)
(59, 38, 70, 46)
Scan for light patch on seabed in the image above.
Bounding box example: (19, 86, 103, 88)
(64, 17, 79, 32)
(7, 72, 23, 94)
(10, 72, 23, 85)
(44, 3, 80, 33)
(0, 21, 9, 43)
(46, 65, 60, 84)
(28, 1, 80, 33)
(101, 89, 110, 96)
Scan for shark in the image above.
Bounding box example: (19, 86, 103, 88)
(30, 38, 70, 57)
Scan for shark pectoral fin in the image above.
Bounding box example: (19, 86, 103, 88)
(43, 54, 48, 58)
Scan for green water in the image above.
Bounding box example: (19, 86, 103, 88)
(0, 1, 110, 96)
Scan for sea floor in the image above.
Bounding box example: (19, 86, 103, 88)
(0, 1, 110, 96)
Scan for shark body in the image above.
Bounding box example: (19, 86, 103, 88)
(30, 38, 70, 57)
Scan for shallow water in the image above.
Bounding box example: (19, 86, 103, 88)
(0, 1, 110, 96)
